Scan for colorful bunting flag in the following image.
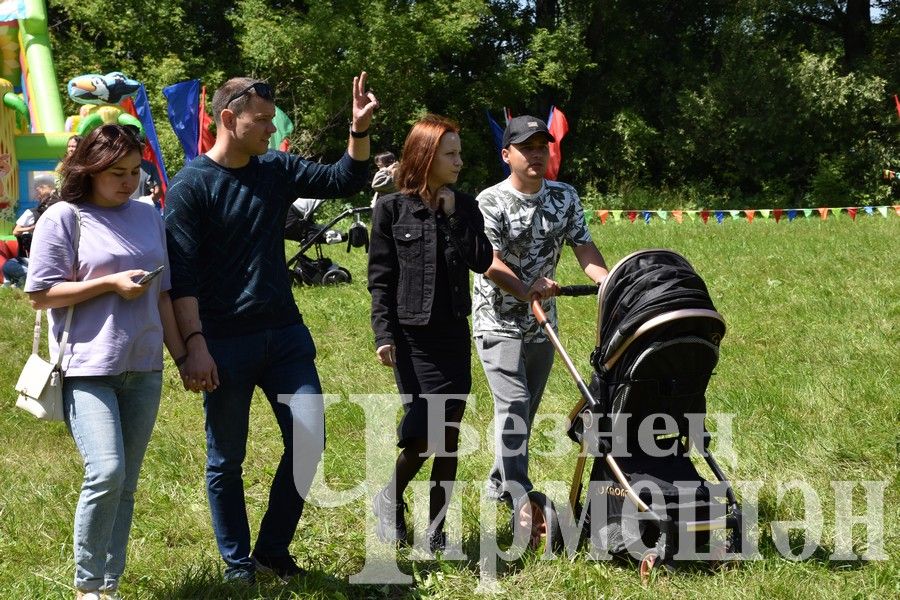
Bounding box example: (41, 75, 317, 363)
(586, 204, 896, 226)
(895, 94, 900, 120)
(597, 209, 609, 224)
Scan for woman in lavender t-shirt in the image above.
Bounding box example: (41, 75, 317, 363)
(25, 125, 186, 600)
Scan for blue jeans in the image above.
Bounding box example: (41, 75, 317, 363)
(2, 256, 27, 287)
(65, 372, 162, 592)
(204, 323, 324, 574)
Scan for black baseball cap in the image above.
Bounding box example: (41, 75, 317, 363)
(502, 115, 555, 147)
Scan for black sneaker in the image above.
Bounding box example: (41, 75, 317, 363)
(427, 530, 447, 554)
(251, 553, 304, 583)
(223, 565, 256, 585)
(373, 487, 408, 543)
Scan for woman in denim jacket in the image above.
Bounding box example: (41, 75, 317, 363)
(368, 114, 492, 551)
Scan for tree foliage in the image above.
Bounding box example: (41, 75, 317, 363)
(45, 0, 899, 207)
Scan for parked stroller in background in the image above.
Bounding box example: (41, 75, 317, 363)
(532, 250, 743, 579)
(285, 198, 371, 286)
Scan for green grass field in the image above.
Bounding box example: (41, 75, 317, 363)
(1, 216, 897, 599)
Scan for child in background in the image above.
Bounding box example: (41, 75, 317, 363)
(370, 151, 398, 206)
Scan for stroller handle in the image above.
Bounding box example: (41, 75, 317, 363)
(559, 284, 599, 297)
(531, 293, 596, 410)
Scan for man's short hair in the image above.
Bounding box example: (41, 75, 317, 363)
(211, 77, 270, 124)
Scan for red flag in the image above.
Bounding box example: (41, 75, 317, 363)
(848, 207, 857, 220)
(627, 211, 637, 222)
(743, 209, 755, 223)
(895, 94, 900, 120)
(700, 210, 710, 223)
(544, 106, 569, 180)
(198, 86, 215, 154)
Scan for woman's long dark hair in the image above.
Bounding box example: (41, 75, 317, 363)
(394, 114, 459, 202)
(58, 125, 143, 204)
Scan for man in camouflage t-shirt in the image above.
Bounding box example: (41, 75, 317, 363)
(473, 115, 608, 510)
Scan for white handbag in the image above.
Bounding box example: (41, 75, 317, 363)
(13, 205, 80, 422)
(14, 308, 73, 421)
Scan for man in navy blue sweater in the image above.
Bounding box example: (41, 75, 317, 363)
(165, 73, 377, 583)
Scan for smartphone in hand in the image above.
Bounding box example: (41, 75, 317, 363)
(137, 265, 165, 285)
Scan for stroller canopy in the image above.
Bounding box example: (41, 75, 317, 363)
(594, 250, 723, 372)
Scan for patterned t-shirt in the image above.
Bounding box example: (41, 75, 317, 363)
(472, 179, 592, 342)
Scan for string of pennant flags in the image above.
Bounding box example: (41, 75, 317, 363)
(593, 205, 900, 224)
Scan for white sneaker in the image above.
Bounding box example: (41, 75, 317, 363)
(75, 591, 101, 600)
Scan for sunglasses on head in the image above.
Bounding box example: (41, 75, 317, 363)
(225, 81, 275, 107)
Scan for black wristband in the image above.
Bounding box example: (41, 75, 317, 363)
(174, 354, 188, 367)
(349, 126, 369, 139)
(184, 331, 204, 346)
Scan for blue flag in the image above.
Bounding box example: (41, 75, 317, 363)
(485, 110, 510, 177)
(163, 80, 202, 161)
(132, 85, 168, 188)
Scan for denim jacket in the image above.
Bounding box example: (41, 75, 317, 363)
(368, 190, 492, 348)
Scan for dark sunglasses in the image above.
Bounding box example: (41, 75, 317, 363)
(225, 81, 275, 107)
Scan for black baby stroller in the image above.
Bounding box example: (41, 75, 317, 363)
(285, 198, 371, 285)
(533, 250, 743, 579)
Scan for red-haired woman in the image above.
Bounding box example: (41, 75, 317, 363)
(368, 114, 492, 551)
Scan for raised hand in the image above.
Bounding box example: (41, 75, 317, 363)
(351, 71, 379, 133)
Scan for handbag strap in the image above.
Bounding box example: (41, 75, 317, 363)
(33, 204, 81, 368)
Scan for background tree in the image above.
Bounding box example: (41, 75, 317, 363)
(43, 0, 899, 208)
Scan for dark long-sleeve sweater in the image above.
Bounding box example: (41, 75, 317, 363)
(165, 151, 368, 338)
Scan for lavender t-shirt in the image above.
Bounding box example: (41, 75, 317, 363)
(24, 200, 171, 376)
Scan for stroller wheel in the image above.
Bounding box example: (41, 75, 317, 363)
(322, 267, 352, 285)
(509, 491, 562, 555)
(639, 548, 673, 583)
(639, 550, 658, 582)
